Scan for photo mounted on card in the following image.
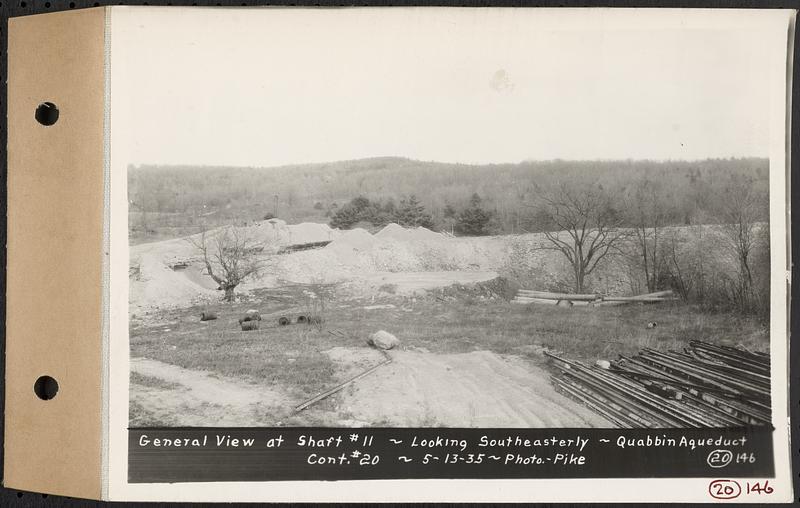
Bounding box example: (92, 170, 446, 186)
(4, 5, 794, 503)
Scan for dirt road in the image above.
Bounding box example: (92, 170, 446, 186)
(130, 357, 289, 426)
(130, 349, 608, 427)
(326, 347, 609, 427)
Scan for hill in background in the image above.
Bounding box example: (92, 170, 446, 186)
(128, 156, 768, 243)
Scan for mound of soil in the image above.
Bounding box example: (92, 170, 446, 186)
(130, 254, 217, 311)
(324, 228, 377, 255)
(328, 348, 609, 427)
(375, 223, 444, 243)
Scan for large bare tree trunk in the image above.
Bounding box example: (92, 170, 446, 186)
(223, 286, 236, 302)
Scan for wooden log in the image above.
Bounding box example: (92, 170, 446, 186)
(241, 320, 259, 331)
(517, 290, 598, 301)
(200, 310, 217, 321)
(512, 297, 559, 305)
(640, 290, 674, 298)
(600, 296, 678, 303)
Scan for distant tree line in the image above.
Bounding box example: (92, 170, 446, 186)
(129, 157, 768, 239)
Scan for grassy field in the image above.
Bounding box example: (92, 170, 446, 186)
(130, 283, 769, 425)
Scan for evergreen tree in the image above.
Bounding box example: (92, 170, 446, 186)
(351, 195, 371, 212)
(395, 195, 434, 228)
(455, 193, 492, 236)
(329, 203, 362, 229)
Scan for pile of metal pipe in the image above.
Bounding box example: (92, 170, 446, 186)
(547, 341, 770, 428)
(512, 289, 678, 306)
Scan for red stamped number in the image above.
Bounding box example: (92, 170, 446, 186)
(708, 479, 741, 500)
(746, 480, 774, 495)
(709, 480, 774, 500)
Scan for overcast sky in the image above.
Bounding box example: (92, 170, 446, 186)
(110, 7, 787, 167)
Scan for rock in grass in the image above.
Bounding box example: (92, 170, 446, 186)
(238, 310, 262, 325)
(368, 330, 400, 350)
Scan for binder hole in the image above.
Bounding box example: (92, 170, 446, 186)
(33, 376, 58, 400)
(34, 102, 59, 126)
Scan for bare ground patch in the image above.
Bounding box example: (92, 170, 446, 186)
(130, 357, 291, 426)
(325, 348, 609, 427)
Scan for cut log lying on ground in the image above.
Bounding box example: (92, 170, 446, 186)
(512, 289, 677, 307)
(600, 290, 676, 303)
(200, 311, 217, 321)
(511, 297, 559, 305)
(516, 290, 599, 301)
(546, 340, 770, 428)
(600, 296, 679, 303)
(241, 320, 259, 331)
(592, 300, 627, 307)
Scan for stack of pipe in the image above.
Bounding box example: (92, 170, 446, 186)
(547, 341, 770, 428)
(512, 289, 678, 306)
(512, 290, 598, 306)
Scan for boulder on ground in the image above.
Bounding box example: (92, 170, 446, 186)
(239, 310, 262, 324)
(368, 330, 400, 350)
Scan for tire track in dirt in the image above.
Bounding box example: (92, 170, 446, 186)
(327, 348, 610, 427)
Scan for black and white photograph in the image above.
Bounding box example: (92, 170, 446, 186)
(125, 7, 777, 432)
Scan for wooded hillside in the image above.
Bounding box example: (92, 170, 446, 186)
(129, 157, 768, 241)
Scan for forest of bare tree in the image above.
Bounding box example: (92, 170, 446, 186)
(129, 157, 768, 240)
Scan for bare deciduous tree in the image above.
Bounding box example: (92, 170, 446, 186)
(188, 226, 264, 301)
(716, 180, 768, 313)
(623, 178, 672, 292)
(535, 183, 629, 293)
(664, 227, 705, 301)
